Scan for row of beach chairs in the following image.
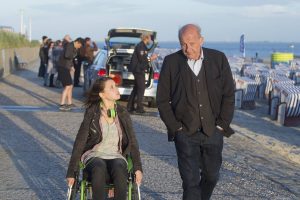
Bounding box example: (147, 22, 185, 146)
(230, 61, 300, 125)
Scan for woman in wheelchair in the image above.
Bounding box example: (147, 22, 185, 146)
(66, 77, 143, 200)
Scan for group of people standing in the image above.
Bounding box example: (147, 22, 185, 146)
(38, 36, 64, 87)
(38, 35, 98, 111)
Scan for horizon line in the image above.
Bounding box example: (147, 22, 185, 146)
(94, 40, 300, 43)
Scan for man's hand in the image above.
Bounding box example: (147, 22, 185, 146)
(150, 54, 158, 61)
(70, 66, 75, 73)
(176, 126, 183, 132)
(216, 125, 224, 131)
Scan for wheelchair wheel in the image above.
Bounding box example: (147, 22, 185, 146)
(131, 183, 139, 200)
(128, 182, 139, 200)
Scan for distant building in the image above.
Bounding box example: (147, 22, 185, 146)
(0, 26, 14, 32)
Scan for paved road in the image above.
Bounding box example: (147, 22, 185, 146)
(0, 63, 299, 200)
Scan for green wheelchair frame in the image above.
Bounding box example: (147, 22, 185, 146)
(67, 156, 139, 200)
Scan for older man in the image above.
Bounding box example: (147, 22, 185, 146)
(157, 24, 235, 200)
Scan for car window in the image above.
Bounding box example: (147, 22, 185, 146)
(93, 53, 101, 65)
(109, 37, 140, 49)
(95, 52, 107, 67)
(95, 52, 103, 65)
(99, 52, 107, 67)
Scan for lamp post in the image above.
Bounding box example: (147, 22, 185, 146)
(20, 9, 24, 35)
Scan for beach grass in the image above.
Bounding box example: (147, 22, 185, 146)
(0, 31, 39, 49)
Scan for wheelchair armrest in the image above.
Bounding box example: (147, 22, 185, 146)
(126, 155, 134, 173)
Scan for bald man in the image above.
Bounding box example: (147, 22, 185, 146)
(157, 24, 235, 200)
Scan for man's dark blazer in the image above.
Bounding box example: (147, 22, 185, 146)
(156, 48, 235, 141)
(58, 42, 77, 70)
(129, 41, 149, 74)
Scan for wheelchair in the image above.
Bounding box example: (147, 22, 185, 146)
(67, 156, 140, 200)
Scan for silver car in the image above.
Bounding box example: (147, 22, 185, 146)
(84, 28, 159, 107)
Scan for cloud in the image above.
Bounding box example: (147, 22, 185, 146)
(30, 0, 140, 14)
(238, 5, 299, 18)
(241, 4, 289, 18)
(192, 0, 298, 7)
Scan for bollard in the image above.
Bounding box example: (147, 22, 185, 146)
(235, 89, 243, 109)
(270, 97, 279, 120)
(277, 103, 286, 125)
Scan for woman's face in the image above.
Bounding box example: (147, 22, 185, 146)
(99, 80, 120, 101)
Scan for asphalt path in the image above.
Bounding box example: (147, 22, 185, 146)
(0, 63, 299, 199)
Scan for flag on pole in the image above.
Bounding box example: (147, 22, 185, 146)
(240, 34, 245, 57)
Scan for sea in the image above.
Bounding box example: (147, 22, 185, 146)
(98, 41, 300, 59)
(158, 41, 300, 59)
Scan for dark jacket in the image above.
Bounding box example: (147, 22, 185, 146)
(81, 44, 98, 64)
(58, 42, 77, 70)
(129, 41, 149, 74)
(66, 104, 142, 178)
(39, 45, 48, 65)
(156, 48, 235, 141)
(52, 46, 63, 68)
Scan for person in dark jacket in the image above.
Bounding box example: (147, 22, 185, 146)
(66, 77, 143, 200)
(156, 24, 235, 200)
(58, 37, 84, 111)
(38, 36, 48, 78)
(74, 37, 98, 87)
(52, 40, 63, 86)
(127, 33, 157, 113)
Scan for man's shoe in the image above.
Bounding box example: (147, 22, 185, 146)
(135, 109, 145, 114)
(127, 108, 135, 113)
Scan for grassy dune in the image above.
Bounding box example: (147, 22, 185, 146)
(0, 31, 39, 49)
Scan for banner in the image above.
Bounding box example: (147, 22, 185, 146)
(240, 34, 245, 57)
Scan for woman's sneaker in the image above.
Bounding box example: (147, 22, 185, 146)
(59, 104, 71, 111)
(68, 103, 76, 108)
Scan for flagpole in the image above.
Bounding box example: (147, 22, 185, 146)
(243, 33, 246, 58)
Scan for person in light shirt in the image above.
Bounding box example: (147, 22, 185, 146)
(157, 24, 235, 200)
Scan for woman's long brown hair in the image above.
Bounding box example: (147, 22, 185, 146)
(84, 77, 113, 108)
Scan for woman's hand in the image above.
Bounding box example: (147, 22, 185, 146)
(135, 170, 143, 186)
(67, 178, 75, 187)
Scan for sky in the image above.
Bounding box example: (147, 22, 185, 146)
(0, 0, 299, 42)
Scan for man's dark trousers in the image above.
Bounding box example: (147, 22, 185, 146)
(127, 72, 145, 111)
(175, 130, 223, 200)
(74, 60, 82, 86)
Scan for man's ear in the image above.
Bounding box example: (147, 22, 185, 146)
(199, 36, 204, 46)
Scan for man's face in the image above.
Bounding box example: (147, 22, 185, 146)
(74, 42, 82, 49)
(145, 36, 152, 45)
(86, 40, 91, 46)
(180, 29, 204, 60)
(43, 38, 48, 44)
